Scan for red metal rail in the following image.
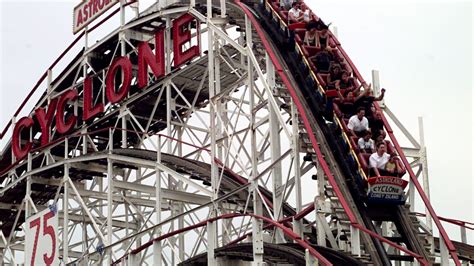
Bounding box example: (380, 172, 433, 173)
(415, 213, 474, 230)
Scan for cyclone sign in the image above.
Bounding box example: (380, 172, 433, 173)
(11, 13, 200, 161)
(367, 176, 408, 204)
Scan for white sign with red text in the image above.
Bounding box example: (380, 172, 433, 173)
(25, 208, 59, 266)
(73, 0, 120, 34)
(367, 176, 408, 203)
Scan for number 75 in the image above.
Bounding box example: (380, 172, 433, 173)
(29, 211, 56, 266)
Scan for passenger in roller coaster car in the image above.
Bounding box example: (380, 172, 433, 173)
(334, 85, 365, 117)
(368, 110, 385, 141)
(335, 91, 355, 116)
(304, 21, 318, 46)
(303, 5, 312, 23)
(347, 107, 370, 137)
(311, 49, 333, 73)
(385, 154, 403, 177)
(288, 2, 304, 23)
(369, 142, 392, 177)
(321, 63, 342, 118)
(316, 24, 330, 50)
(336, 70, 357, 93)
(358, 130, 375, 154)
(279, 0, 294, 11)
(354, 85, 385, 118)
(326, 64, 342, 89)
(375, 131, 387, 145)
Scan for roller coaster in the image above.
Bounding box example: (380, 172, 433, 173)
(0, 0, 472, 265)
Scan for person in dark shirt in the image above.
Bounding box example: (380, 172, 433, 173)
(375, 131, 387, 146)
(309, 48, 333, 72)
(354, 85, 385, 118)
(336, 71, 357, 93)
(335, 88, 364, 117)
(317, 24, 330, 49)
(369, 110, 385, 140)
(326, 63, 342, 89)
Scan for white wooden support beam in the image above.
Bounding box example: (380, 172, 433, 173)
(350, 225, 361, 257)
(305, 249, 319, 266)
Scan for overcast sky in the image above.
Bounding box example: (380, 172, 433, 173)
(0, 0, 472, 244)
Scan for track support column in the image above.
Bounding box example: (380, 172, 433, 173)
(316, 163, 327, 247)
(207, 1, 218, 264)
(246, 15, 264, 265)
(418, 117, 434, 252)
(350, 225, 361, 257)
(291, 98, 304, 240)
(153, 136, 163, 266)
(440, 237, 449, 265)
(62, 139, 69, 264)
(268, 53, 285, 244)
(305, 249, 319, 266)
(107, 129, 114, 264)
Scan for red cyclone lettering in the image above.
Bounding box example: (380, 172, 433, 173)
(138, 30, 165, 88)
(173, 14, 200, 67)
(83, 76, 104, 121)
(56, 89, 78, 134)
(106, 57, 133, 103)
(12, 116, 34, 160)
(34, 99, 58, 145)
(11, 12, 205, 158)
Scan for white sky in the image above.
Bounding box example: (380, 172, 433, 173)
(0, 0, 472, 244)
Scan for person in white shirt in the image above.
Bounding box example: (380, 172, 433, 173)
(280, 0, 294, 11)
(347, 107, 369, 137)
(358, 130, 375, 153)
(303, 6, 312, 23)
(369, 142, 391, 176)
(288, 2, 304, 23)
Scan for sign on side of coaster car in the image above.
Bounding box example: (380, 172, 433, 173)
(367, 176, 409, 204)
